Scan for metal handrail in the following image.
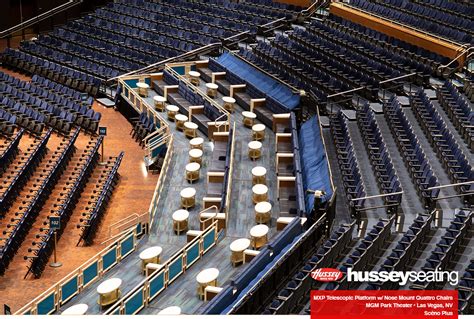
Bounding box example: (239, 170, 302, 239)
(107, 42, 222, 84)
(0, 0, 83, 39)
(199, 205, 219, 224)
(438, 46, 474, 73)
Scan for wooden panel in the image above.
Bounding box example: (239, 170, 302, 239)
(330, 3, 466, 64)
(275, 0, 311, 7)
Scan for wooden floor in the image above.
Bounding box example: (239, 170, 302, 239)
(0, 68, 159, 313)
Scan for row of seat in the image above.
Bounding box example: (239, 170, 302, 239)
(324, 217, 395, 290)
(0, 129, 23, 174)
(410, 89, 473, 204)
(2, 48, 101, 96)
(261, 222, 356, 314)
(0, 75, 101, 134)
(368, 213, 434, 290)
(349, 0, 473, 44)
(26, 134, 101, 278)
(78, 152, 124, 246)
(330, 112, 366, 218)
(0, 109, 17, 136)
(416, 0, 474, 20)
(436, 81, 474, 152)
(357, 102, 402, 211)
(307, 19, 431, 84)
(31, 75, 93, 108)
(411, 209, 473, 290)
(328, 15, 457, 76)
(384, 96, 439, 209)
(130, 113, 157, 147)
(0, 130, 52, 276)
(0, 96, 45, 135)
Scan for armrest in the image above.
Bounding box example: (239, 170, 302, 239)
(229, 84, 246, 97)
(163, 85, 179, 99)
(211, 72, 226, 83)
(250, 98, 266, 112)
(272, 113, 291, 132)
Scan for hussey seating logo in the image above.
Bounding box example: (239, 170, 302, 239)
(311, 268, 343, 282)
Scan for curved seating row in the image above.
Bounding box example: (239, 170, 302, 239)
(458, 257, 474, 314)
(78, 152, 124, 246)
(384, 96, 439, 209)
(0, 110, 18, 136)
(26, 133, 101, 278)
(0, 129, 23, 173)
(330, 112, 366, 217)
(410, 89, 473, 204)
(357, 102, 402, 211)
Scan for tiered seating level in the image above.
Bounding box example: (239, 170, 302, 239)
(0, 72, 99, 135)
(1, 0, 300, 94)
(348, 0, 474, 45)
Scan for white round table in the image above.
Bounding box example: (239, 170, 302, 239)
(230, 238, 251, 266)
(189, 148, 203, 164)
(184, 121, 198, 138)
(62, 304, 88, 315)
(242, 111, 257, 127)
(175, 114, 189, 131)
(190, 137, 204, 150)
(185, 162, 201, 183)
(248, 141, 262, 161)
(255, 201, 272, 224)
(222, 96, 236, 112)
(172, 209, 190, 234)
(166, 105, 179, 121)
(206, 83, 219, 98)
(97, 278, 122, 307)
(153, 95, 166, 111)
(188, 71, 201, 85)
(250, 224, 269, 249)
(252, 124, 266, 141)
(139, 246, 163, 271)
(158, 306, 182, 315)
(252, 183, 268, 203)
(251, 166, 267, 185)
(136, 82, 149, 97)
(180, 187, 197, 209)
(196, 268, 219, 299)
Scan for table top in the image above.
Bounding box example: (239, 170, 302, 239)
(186, 162, 200, 172)
(250, 224, 269, 237)
(196, 268, 219, 284)
(255, 201, 272, 214)
(252, 124, 265, 132)
(242, 111, 256, 118)
(248, 141, 262, 150)
(153, 95, 166, 102)
(252, 184, 268, 195)
(252, 166, 267, 177)
(222, 96, 236, 103)
(188, 71, 201, 77)
(62, 304, 89, 315)
(230, 238, 251, 252)
(158, 306, 182, 315)
(180, 187, 196, 198)
(189, 149, 203, 158)
(206, 83, 218, 89)
(190, 137, 204, 146)
(175, 114, 188, 122)
(139, 246, 163, 260)
(184, 121, 198, 129)
(172, 209, 189, 222)
(166, 104, 179, 112)
(97, 278, 122, 294)
(136, 82, 149, 88)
